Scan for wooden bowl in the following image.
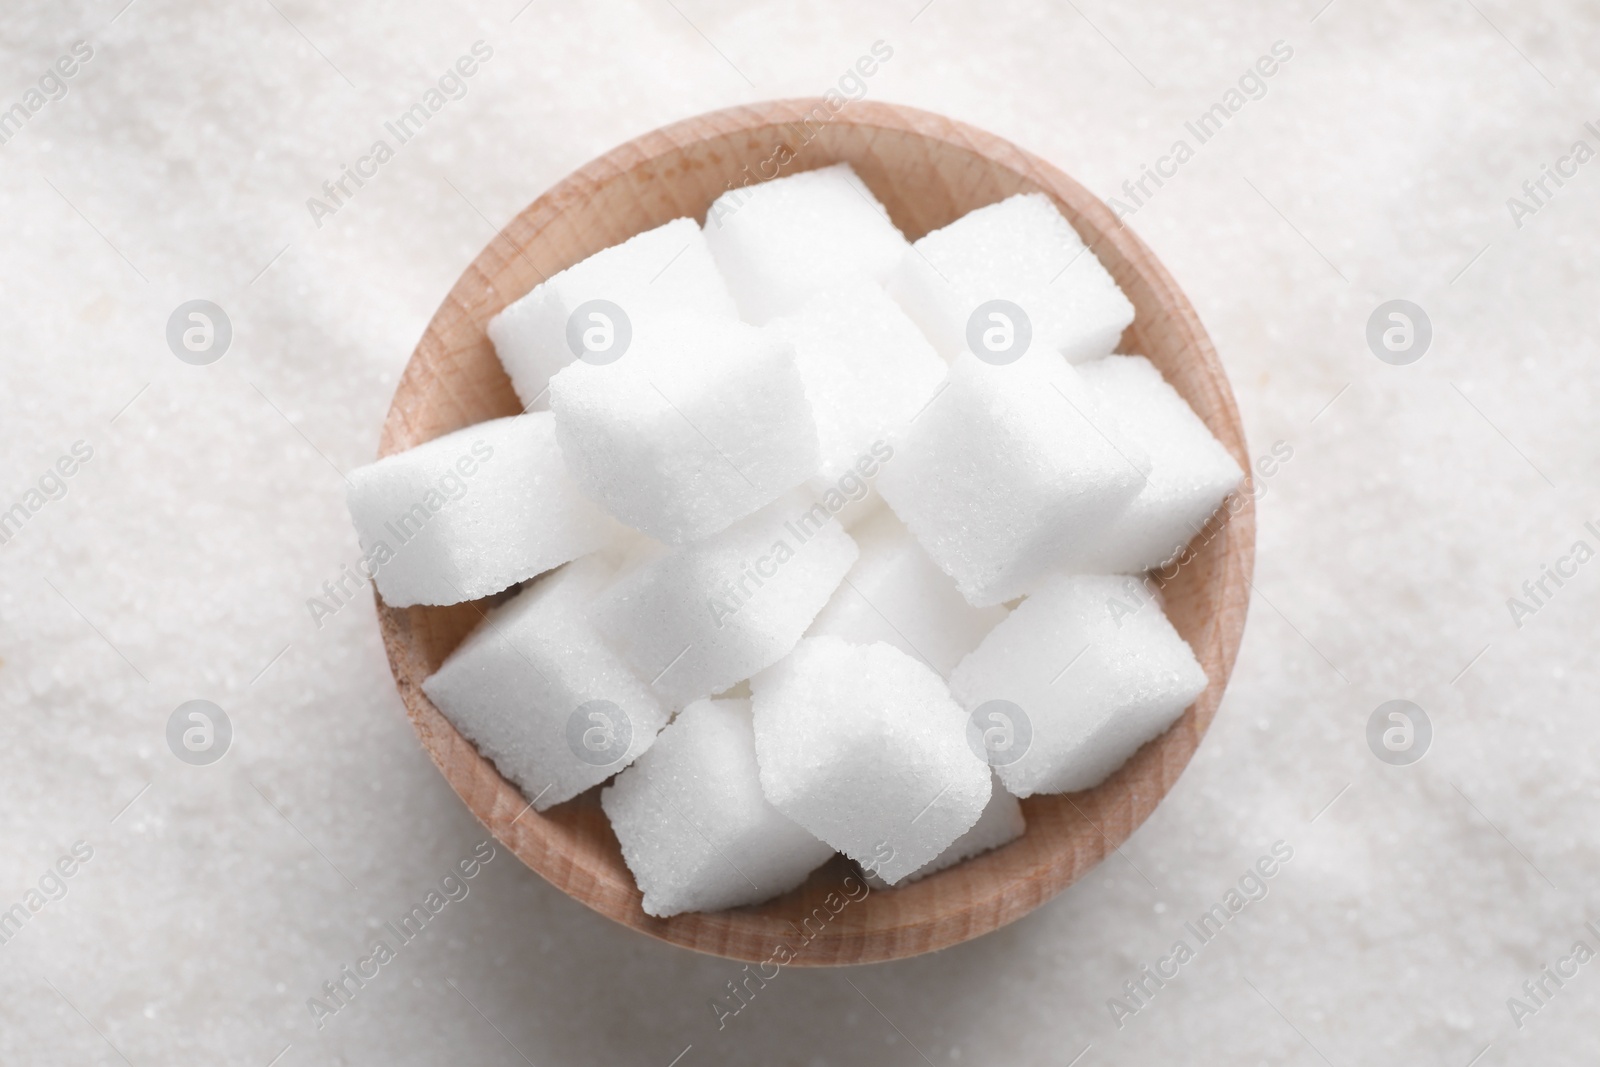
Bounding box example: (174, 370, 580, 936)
(375, 100, 1254, 965)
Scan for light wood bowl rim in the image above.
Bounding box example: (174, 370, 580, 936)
(374, 99, 1255, 966)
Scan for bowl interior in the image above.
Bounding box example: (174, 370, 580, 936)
(375, 100, 1254, 965)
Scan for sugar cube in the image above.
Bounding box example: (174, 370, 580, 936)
(833, 485, 889, 531)
(948, 574, 1208, 796)
(346, 413, 623, 608)
(487, 217, 737, 409)
(704, 163, 912, 324)
(887, 192, 1135, 363)
(549, 314, 821, 543)
(766, 285, 947, 482)
(751, 636, 991, 884)
(802, 439, 895, 532)
(421, 555, 668, 811)
(601, 698, 835, 917)
(589, 492, 858, 711)
(1072, 355, 1245, 574)
(807, 507, 1009, 678)
(865, 774, 1025, 887)
(877, 352, 1150, 606)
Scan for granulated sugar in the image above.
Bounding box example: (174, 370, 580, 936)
(2, 2, 1596, 1066)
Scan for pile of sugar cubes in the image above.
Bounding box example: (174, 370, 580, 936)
(346, 164, 1245, 917)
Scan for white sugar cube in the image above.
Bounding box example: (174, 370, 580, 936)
(601, 698, 835, 917)
(346, 413, 622, 607)
(877, 353, 1149, 606)
(806, 446, 894, 531)
(888, 192, 1135, 363)
(833, 485, 889, 531)
(549, 314, 821, 544)
(487, 218, 737, 409)
(918, 774, 1026, 875)
(1072, 355, 1245, 573)
(866, 774, 1025, 887)
(751, 636, 990, 884)
(766, 285, 947, 482)
(948, 574, 1207, 796)
(421, 555, 668, 811)
(705, 163, 912, 323)
(807, 507, 1009, 678)
(590, 492, 858, 711)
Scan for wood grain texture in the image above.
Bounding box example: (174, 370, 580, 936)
(374, 100, 1255, 965)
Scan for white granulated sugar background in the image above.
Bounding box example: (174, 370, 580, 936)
(1, 0, 1596, 1063)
